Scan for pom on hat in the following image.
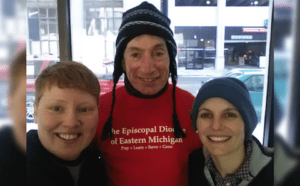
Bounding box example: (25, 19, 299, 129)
(190, 77, 258, 141)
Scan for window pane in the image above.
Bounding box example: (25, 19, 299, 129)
(114, 8, 123, 18)
(40, 21, 48, 35)
(114, 18, 122, 32)
(28, 8, 39, 18)
(48, 8, 57, 17)
(108, 19, 113, 30)
(49, 19, 57, 34)
(227, 0, 269, 6)
(26, 0, 59, 128)
(39, 8, 47, 17)
(176, 0, 217, 6)
(86, 8, 95, 17)
(106, 8, 113, 17)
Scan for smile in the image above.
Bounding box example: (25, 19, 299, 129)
(208, 136, 230, 142)
(56, 133, 80, 140)
(139, 77, 159, 82)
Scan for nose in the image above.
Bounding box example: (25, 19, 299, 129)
(140, 53, 155, 74)
(62, 110, 81, 128)
(211, 117, 223, 131)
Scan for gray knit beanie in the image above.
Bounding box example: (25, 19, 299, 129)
(191, 77, 258, 141)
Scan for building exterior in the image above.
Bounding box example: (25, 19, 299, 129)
(26, 0, 271, 70)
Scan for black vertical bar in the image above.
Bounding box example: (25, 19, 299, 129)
(57, 0, 72, 62)
(263, 6, 274, 147)
(161, 0, 168, 16)
(287, 0, 300, 148)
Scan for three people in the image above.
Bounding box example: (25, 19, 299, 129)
(26, 62, 107, 186)
(24, 2, 274, 186)
(189, 77, 274, 186)
(96, 1, 202, 185)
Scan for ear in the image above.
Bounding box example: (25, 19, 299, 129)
(34, 102, 38, 124)
(122, 59, 126, 72)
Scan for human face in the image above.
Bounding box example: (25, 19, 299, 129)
(123, 34, 170, 95)
(34, 86, 99, 160)
(196, 98, 245, 157)
(8, 75, 26, 153)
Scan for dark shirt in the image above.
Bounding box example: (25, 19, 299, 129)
(0, 126, 26, 186)
(27, 130, 107, 186)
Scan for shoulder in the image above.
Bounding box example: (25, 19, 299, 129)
(0, 126, 14, 152)
(189, 147, 205, 169)
(251, 136, 273, 157)
(0, 126, 26, 186)
(189, 147, 204, 158)
(175, 86, 195, 100)
(248, 136, 274, 185)
(27, 130, 40, 153)
(99, 86, 125, 106)
(80, 149, 107, 185)
(27, 130, 53, 173)
(189, 147, 207, 186)
(174, 86, 195, 109)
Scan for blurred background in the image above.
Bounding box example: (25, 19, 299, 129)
(0, 0, 26, 127)
(274, 0, 300, 185)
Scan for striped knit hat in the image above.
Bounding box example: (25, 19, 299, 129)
(100, 1, 185, 140)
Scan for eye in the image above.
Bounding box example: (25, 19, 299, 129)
(80, 108, 88, 112)
(79, 107, 95, 113)
(199, 113, 212, 118)
(225, 113, 237, 118)
(131, 53, 139, 57)
(52, 107, 61, 111)
(156, 52, 164, 56)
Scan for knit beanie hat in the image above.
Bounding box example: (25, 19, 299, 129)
(101, 1, 185, 140)
(190, 77, 258, 141)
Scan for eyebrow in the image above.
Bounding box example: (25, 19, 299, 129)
(127, 43, 167, 52)
(49, 99, 67, 103)
(198, 108, 239, 112)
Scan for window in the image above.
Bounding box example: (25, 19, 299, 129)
(227, 0, 269, 6)
(244, 75, 264, 92)
(175, 0, 217, 6)
(26, 0, 273, 144)
(27, 3, 59, 57)
(26, 0, 59, 131)
(71, 0, 123, 80)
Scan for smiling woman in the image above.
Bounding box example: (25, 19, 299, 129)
(189, 77, 273, 186)
(26, 61, 107, 186)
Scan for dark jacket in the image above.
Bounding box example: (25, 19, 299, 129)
(27, 130, 107, 186)
(189, 136, 274, 186)
(0, 126, 26, 186)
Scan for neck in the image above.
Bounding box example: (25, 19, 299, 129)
(124, 75, 169, 98)
(211, 144, 245, 178)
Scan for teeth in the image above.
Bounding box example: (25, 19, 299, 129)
(58, 134, 79, 140)
(141, 78, 156, 82)
(209, 136, 230, 142)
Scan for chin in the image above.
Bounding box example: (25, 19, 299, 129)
(211, 151, 230, 157)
